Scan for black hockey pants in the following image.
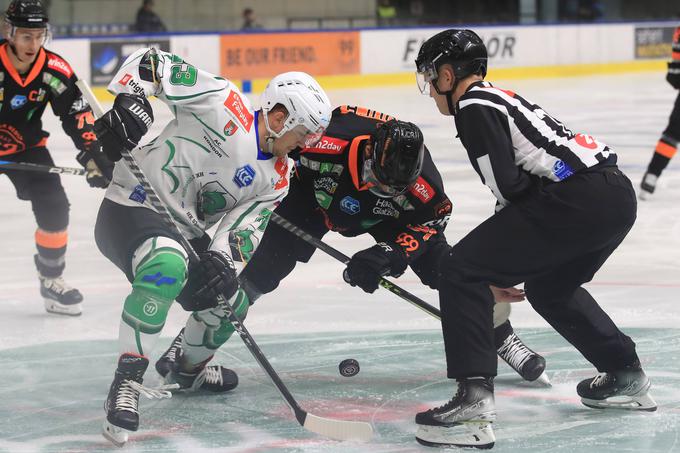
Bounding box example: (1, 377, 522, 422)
(438, 165, 640, 379)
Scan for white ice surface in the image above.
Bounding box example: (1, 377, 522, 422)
(0, 71, 678, 452)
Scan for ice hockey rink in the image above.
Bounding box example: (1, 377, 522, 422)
(1, 71, 679, 452)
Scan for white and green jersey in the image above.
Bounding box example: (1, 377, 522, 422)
(104, 47, 291, 268)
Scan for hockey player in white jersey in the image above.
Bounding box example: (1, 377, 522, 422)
(91, 47, 332, 446)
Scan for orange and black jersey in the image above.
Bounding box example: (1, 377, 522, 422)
(289, 105, 452, 261)
(0, 40, 98, 159)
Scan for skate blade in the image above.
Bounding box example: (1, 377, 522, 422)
(638, 190, 653, 201)
(102, 420, 130, 447)
(532, 371, 552, 387)
(44, 299, 82, 316)
(415, 422, 495, 449)
(581, 391, 657, 412)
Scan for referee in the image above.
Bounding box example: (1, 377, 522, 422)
(412, 29, 656, 449)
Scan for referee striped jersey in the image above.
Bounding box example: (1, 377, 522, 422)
(454, 80, 616, 207)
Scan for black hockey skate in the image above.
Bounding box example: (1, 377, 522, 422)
(497, 332, 550, 385)
(156, 328, 238, 393)
(103, 353, 174, 447)
(639, 172, 657, 200)
(415, 377, 496, 449)
(39, 275, 83, 316)
(577, 362, 657, 411)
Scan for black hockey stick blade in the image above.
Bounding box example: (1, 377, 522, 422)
(270, 211, 441, 320)
(0, 160, 85, 175)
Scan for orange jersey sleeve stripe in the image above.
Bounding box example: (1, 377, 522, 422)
(655, 140, 677, 159)
(35, 229, 68, 249)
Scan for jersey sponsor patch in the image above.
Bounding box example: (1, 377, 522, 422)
(409, 176, 435, 203)
(273, 157, 289, 190)
(315, 190, 333, 209)
(28, 88, 47, 102)
(118, 73, 133, 86)
(305, 136, 348, 154)
(313, 176, 338, 194)
(225, 90, 253, 132)
(233, 164, 256, 188)
(42, 73, 67, 95)
(0, 124, 26, 155)
(118, 73, 145, 96)
(552, 160, 575, 181)
(10, 95, 27, 110)
(129, 184, 147, 203)
(393, 193, 415, 211)
(199, 181, 237, 217)
(47, 55, 74, 78)
(224, 120, 239, 136)
(340, 195, 360, 215)
(372, 198, 400, 218)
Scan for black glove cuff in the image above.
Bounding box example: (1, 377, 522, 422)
(76, 150, 91, 167)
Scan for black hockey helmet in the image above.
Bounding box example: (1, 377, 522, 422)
(5, 0, 48, 29)
(363, 119, 425, 198)
(415, 29, 487, 95)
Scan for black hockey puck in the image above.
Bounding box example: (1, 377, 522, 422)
(339, 359, 360, 377)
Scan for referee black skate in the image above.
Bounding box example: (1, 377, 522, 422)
(413, 29, 656, 449)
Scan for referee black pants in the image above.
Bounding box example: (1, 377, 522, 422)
(439, 167, 639, 379)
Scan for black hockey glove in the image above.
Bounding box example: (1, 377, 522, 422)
(343, 242, 408, 293)
(667, 61, 680, 90)
(176, 250, 239, 312)
(77, 148, 114, 188)
(93, 93, 154, 162)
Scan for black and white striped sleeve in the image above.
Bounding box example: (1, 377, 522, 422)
(455, 102, 533, 207)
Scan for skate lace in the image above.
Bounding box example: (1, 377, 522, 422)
(115, 379, 177, 413)
(429, 385, 465, 413)
(590, 372, 612, 389)
(189, 366, 222, 389)
(202, 366, 223, 385)
(497, 333, 533, 371)
(42, 277, 74, 295)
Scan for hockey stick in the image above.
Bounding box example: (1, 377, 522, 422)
(269, 212, 441, 320)
(77, 79, 373, 442)
(268, 214, 536, 381)
(0, 160, 85, 175)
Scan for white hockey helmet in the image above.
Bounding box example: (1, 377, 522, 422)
(260, 71, 332, 148)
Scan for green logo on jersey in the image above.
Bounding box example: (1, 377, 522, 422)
(229, 228, 255, 263)
(255, 208, 272, 232)
(200, 191, 227, 216)
(315, 190, 333, 209)
(319, 162, 333, 174)
(169, 54, 198, 86)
